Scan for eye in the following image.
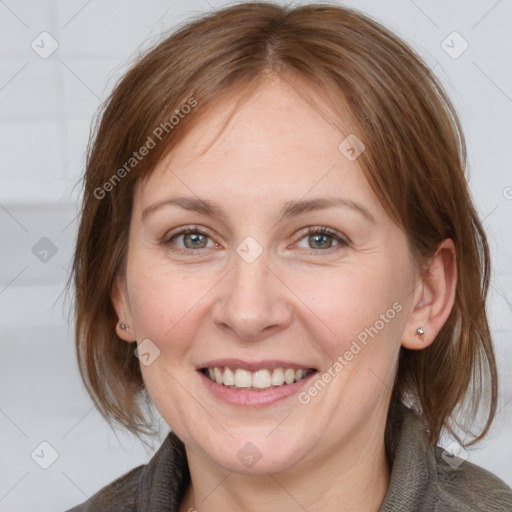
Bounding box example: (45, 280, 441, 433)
(294, 226, 349, 253)
(163, 226, 218, 254)
(163, 225, 349, 256)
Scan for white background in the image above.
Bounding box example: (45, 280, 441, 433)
(0, 0, 511, 511)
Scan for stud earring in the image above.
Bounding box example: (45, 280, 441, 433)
(416, 327, 424, 338)
(119, 322, 129, 330)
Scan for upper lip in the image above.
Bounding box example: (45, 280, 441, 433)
(198, 359, 317, 372)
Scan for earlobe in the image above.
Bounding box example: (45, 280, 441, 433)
(111, 274, 137, 343)
(115, 319, 136, 342)
(402, 239, 457, 350)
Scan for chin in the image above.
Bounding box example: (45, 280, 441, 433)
(196, 428, 315, 474)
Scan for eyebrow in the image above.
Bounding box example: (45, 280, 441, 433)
(141, 195, 376, 224)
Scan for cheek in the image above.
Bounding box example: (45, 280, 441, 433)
(305, 265, 410, 418)
(126, 254, 227, 372)
(306, 263, 407, 361)
(305, 278, 406, 417)
(126, 262, 210, 427)
(127, 260, 197, 349)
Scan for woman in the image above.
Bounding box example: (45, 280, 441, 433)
(66, 2, 512, 511)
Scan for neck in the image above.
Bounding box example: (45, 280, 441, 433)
(179, 410, 390, 512)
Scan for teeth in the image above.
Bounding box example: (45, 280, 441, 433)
(271, 368, 285, 386)
(204, 366, 313, 390)
(223, 367, 235, 386)
(284, 368, 295, 384)
(234, 369, 252, 387)
(252, 369, 271, 389)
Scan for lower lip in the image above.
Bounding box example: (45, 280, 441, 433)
(198, 370, 318, 407)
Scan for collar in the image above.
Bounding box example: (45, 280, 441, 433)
(136, 430, 189, 511)
(136, 405, 437, 512)
(379, 405, 438, 511)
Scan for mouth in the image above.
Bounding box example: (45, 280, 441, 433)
(200, 365, 317, 391)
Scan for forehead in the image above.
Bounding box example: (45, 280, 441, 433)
(134, 76, 377, 214)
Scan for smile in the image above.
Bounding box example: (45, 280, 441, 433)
(201, 366, 316, 391)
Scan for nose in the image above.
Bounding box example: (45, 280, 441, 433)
(211, 250, 293, 342)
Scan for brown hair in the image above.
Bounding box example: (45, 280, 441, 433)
(69, 1, 497, 447)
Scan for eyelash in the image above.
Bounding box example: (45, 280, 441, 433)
(162, 225, 349, 256)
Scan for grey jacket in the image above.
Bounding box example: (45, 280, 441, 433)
(65, 406, 512, 511)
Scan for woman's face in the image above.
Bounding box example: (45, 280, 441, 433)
(114, 76, 421, 473)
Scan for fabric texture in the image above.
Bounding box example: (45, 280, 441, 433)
(65, 406, 512, 511)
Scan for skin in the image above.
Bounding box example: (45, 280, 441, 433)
(112, 74, 456, 512)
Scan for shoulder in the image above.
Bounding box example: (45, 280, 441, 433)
(433, 446, 512, 512)
(380, 405, 512, 512)
(63, 431, 189, 512)
(63, 463, 145, 512)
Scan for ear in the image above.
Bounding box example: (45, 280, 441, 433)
(402, 239, 457, 350)
(111, 273, 137, 343)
